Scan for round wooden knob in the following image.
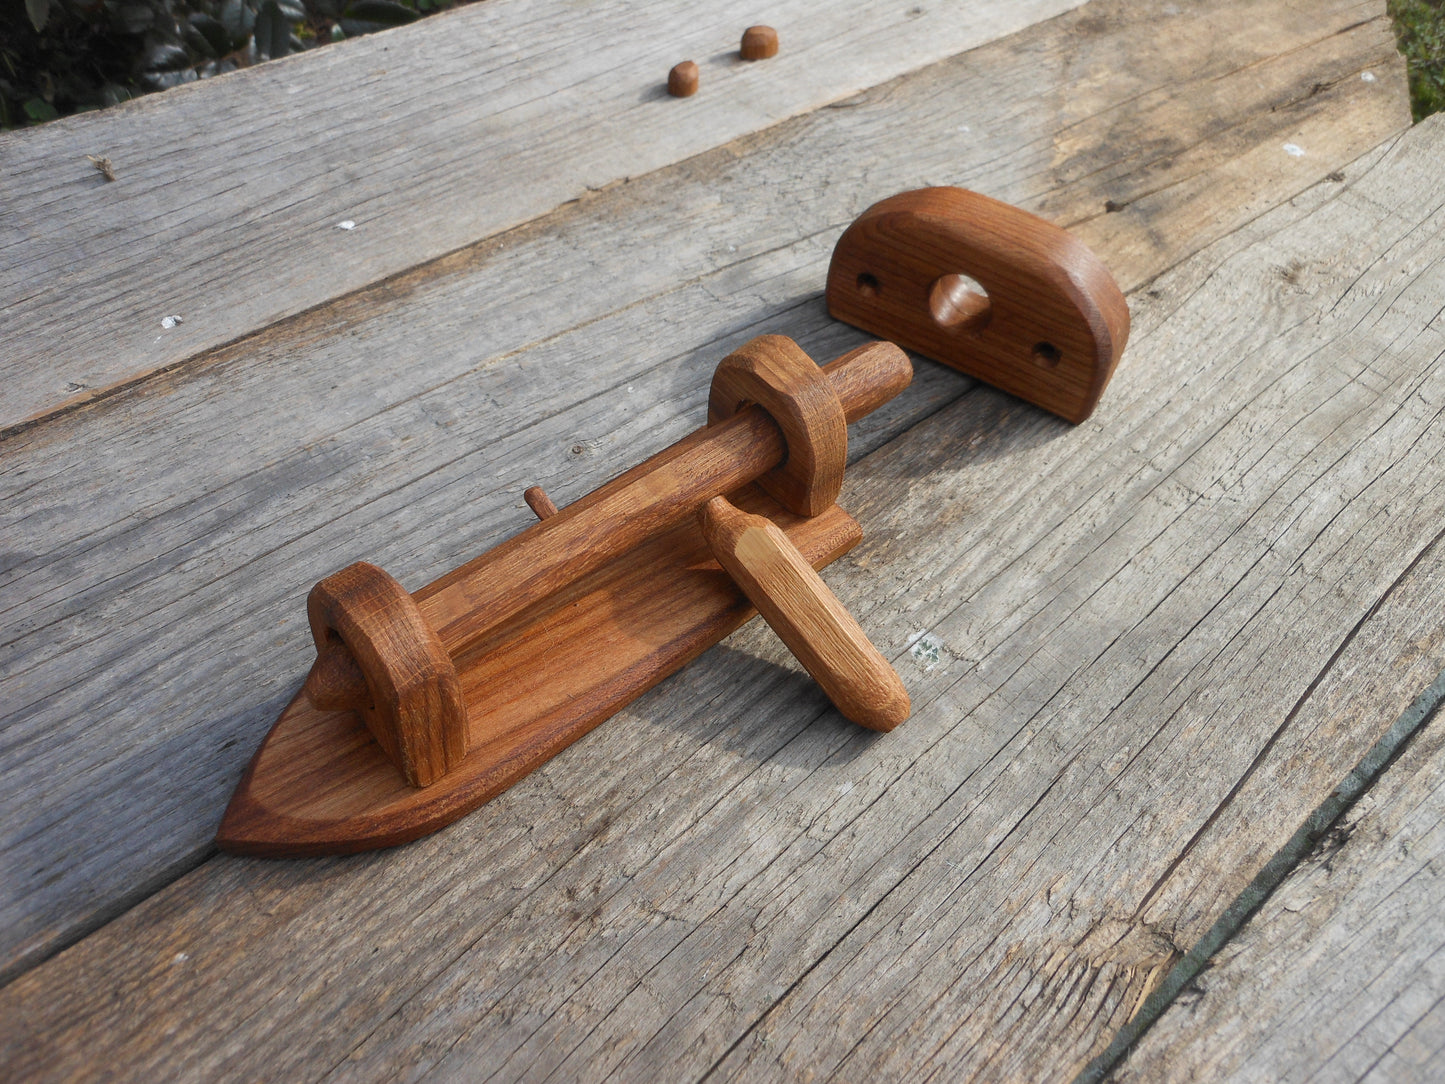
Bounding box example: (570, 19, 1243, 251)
(668, 60, 699, 97)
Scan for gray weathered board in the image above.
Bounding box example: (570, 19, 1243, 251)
(1117, 685, 1445, 1083)
(0, 0, 1407, 988)
(0, 0, 1082, 430)
(2, 0, 1438, 1079)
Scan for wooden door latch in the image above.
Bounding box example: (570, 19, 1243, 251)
(218, 188, 1128, 858)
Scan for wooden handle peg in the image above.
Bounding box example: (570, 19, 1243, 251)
(699, 495, 909, 731)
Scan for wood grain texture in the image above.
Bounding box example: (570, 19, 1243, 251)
(0, 0, 1082, 432)
(1116, 677, 1445, 1081)
(826, 186, 1130, 423)
(0, 0, 1410, 1004)
(3, 84, 1441, 1084)
(700, 496, 910, 732)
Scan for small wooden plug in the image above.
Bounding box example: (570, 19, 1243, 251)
(668, 61, 699, 97)
(740, 25, 778, 60)
(700, 495, 909, 731)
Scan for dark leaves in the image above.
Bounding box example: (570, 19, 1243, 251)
(24, 0, 50, 32)
(253, 0, 290, 59)
(188, 13, 232, 56)
(143, 42, 191, 71)
(343, 0, 419, 26)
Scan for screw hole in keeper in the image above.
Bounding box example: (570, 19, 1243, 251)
(1032, 341, 1062, 368)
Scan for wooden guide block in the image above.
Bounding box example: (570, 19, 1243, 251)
(708, 334, 848, 516)
(305, 562, 466, 788)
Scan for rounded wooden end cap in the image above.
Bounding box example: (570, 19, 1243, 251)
(668, 61, 699, 97)
(740, 25, 778, 60)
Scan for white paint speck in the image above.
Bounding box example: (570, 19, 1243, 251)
(172, 952, 189, 964)
(160, 314, 183, 329)
(957, 124, 971, 133)
(1361, 71, 1377, 83)
(337, 220, 356, 230)
(1283, 143, 1305, 158)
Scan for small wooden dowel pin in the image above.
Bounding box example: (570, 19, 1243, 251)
(523, 485, 559, 520)
(700, 496, 909, 731)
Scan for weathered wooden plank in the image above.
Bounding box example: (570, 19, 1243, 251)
(0, 0, 1408, 990)
(0, 0, 1083, 432)
(520, 121, 1445, 1084)
(2, 59, 1438, 1084)
(1114, 683, 1445, 1083)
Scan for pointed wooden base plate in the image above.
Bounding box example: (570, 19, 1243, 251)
(216, 485, 861, 857)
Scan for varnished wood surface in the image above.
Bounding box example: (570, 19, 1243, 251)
(0, 0, 1426, 1078)
(220, 489, 861, 856)
(417, 341, 908, 656)
(826, 186, 1130, 423)
(699, 496, 910, 732)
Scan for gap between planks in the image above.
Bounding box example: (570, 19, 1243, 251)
(1074, 541, 1445, 1081)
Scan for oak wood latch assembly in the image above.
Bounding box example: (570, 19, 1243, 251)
(218, 188, 1128, 858)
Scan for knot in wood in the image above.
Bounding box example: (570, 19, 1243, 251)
(707, 335, 847, 516)
(306, 562, 467, 788)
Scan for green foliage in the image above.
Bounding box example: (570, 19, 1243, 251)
(1390, 0, 1445, 120)
(0, 0, 452, 128)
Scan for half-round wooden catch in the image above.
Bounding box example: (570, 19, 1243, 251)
(707, 334, 848, 516)
(306, 562, 467, 788)
(826, 186, 1129, 424)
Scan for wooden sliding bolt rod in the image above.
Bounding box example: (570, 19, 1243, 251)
(700, 496, 909, 731)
